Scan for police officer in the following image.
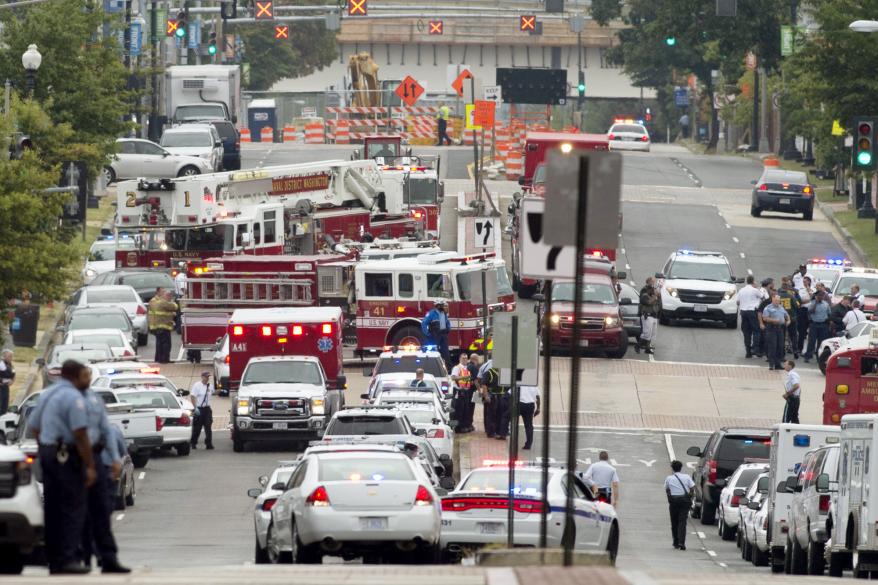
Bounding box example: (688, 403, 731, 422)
(778, 277, 801, 358)
(422, 300, 451, 366)
(436, 102, 452, 146)
(80, 383, 129, 573)
(148, 288, 177, 363)
(478, 356, 508, 440)
(28, 360, 97, 574)
(762, 294, 790, 371)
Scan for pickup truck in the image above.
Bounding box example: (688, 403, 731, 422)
(231, 356, 345, 452)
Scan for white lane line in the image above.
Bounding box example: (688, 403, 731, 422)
(707, 550, 717, 557)
(663, 433, 676, 462)
(739, 252, 746, 258)
(732, 237, 739, 243)
(115, 513, 125, 521)
(138, 472, 146, 480)
(747, 268, 753, 275)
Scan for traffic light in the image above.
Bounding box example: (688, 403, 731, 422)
(220, 0, 237, 19)
(175, 10, 187, 39)
(665, 36, 676, 46)
(855, 118, 877, 170)
(208, 32, 217, 55)
(577, 70, 585, 105)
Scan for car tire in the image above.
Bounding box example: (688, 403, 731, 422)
(389, 325, 425, 348)
(175, 442, 191, 457)
(0, 546, 24, 574)
(725, 316, 738, 329)
(254, 533, 270, 564)
(751, 206, 761, 218)
(177, 166, 201, 178)
(291, 522, 319, 564)
(806, 537, 825, 575)
(102, 166, 116, 185)
(125, 474, 136, 507)
(804, 209, 814, 221)
(131, 453, 150, 468)
(818, 348, 831, 375)
(137, 332, 148, 347)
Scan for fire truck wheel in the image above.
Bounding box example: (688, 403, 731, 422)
(390, 326, 424, 348)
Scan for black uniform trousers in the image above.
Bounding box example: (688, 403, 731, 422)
(764, 325, 785, 369)
(153, 329, 172, 363)
(740, 310, 761, 356)
(81, 460, 118, 566)
(669, 499, 690, 547)
(40, 445, 87, 571)
(517, 402, 536, 448)
(485, 392, 509, 438)
(191, 406, 213, 447)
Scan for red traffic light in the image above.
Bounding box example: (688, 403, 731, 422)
(520, 15, 536, 31)
(348, 0, 366, 16)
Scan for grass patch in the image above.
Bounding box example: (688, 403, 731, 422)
(834, 210, 878, 266)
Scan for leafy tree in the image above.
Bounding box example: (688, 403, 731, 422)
(0, 0, 131, 176)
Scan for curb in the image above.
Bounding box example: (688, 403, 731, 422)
(816, 200, 873, 268)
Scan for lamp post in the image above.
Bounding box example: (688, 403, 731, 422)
(21, 44, 41, 96)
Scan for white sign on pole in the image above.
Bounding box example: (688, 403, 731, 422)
(520, 197, 577, 280)
(542, 150, 622, 249)
(483, 85, 502, 102)
(473, 218, 496, 250)
(493, 312, 539, 386)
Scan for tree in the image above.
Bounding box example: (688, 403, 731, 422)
(0, 0, 132, 176)
(0, 98, 79, 303)
(234, 12, 337, 90)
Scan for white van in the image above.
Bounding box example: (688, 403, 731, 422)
(767, 423, 840, 573)
(828, 414, 878, 577)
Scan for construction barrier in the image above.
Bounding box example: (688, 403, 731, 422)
(304, 119, 326, 144)
(260, 126, 274, 143)
(505, 148, 524, 180)
(240, 128, 251, 143)
(282, 126, 297, 143)
(335, 120, 350, 145)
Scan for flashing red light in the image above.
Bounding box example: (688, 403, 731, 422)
(322, 323, 332, 335)
(232, 326, 244, 336)
(262, 498, 277, 512)
(306, 486, 330, 506)
(293, 325, 303, 336)
(261, 325, 272, 337)
(414, 485, 433, 505)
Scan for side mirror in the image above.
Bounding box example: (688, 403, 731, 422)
(35, 358, 45, 367)
(271, 482, 285, 491)
(616, 271, 627, 280)
(816, 473, 831, 493)
(747, 500, 761, 510)
(532, 293, 545, 302)
(619, 298, 632, 305)
(440, 476, 456, 490)
(336, 375, 347, 389)
(362, 367, 372, 377)
(258, 474, 269, 487)
(686, 446, 702, 457)
(715, 478, 727, 488)
(247, 488, 262, 498)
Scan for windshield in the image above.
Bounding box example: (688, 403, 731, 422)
(164, 226, 233, 252)
(407, 178, 438, 205)
(242, 361, 323, 385)
(319, 456, 414, 481)
(668, 260, 732, 281)
(174, 105, 226, 121)
(87, 289, 138, 304)
(375, 355, 447, 377)
(69, 313, 130, 331)
(325, 415, 407, 436)
(88, 241, 116, 261)
(117, 391, 179, 409)
(461, 469, 543, 495)
(835, 276, 878, 296)
(70, 332, 124, 347)
(54, 348, 112, 363)
(161, 132, 212, 148)
(118, 272, 174, 290)
(552, 282, 617, 304)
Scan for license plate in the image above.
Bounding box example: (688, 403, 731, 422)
(693, 304, 708, 313)
(779, 198, 790, 205)
(478, 522, 504, 535)
(580, 339, 589, 347)
(272, 422, 287, 430)
(360, 517, 388, 530)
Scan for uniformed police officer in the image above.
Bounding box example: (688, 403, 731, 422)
(27, 360, 97, 575)
(80, 384, 130, 573)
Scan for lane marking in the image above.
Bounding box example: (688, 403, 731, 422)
(138, 472, 145, 480)
(116, 513, 125, 521)
(732, 237, 739, 243)
(663, 433, 676, 462)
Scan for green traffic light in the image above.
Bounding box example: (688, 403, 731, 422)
(858, 151, 873, 166)
(665, 37, 676, 46)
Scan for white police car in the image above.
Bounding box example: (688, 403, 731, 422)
(440, 461, 619, 563)
(657, 250, 743, 328)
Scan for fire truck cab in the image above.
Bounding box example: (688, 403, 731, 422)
(823, 329, 878, 424)
(353, 252, 514, 357)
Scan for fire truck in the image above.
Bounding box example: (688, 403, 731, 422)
(180, 249, 514, 361)
(114, 159, 427, 269)
(823, 329, 878, 424)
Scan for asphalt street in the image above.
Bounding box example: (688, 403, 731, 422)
(99, 143, 852, 572)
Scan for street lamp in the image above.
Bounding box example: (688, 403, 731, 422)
(21, 44, 41, 95)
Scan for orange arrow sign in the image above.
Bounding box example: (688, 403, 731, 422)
(451, 69, 473, 98)
(394, 75, 425, 107)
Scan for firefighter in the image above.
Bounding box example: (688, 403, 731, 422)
(422, 300, 451, 366)
(148, 289, 177, 364)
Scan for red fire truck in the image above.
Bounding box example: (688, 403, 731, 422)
(823, 331, 878, 424)
(115, 160, 426, 269)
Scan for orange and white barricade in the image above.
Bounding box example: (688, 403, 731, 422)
(260, 126, 273, 143)
(240, 128, 252, 143)
(282, 126, 296, 143)
(305, 119, 326, 144)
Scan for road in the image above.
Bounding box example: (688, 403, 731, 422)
(93, 142, 852, 573)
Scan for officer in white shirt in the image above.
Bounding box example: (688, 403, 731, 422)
(843, 300, 867, 331)
(189, 372, 214, 449)
(665, 460, 695, 550)
(581, 451, 620, 507)
(516, 385, 540, 450)
(737, 275, 764, 358)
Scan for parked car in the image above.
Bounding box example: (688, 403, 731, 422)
(160, 124, 224, 172)
(67, 285, 148, 346)
(88, 269, 175, 303)
(104, 138, 212, 183)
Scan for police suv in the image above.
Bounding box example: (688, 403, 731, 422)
(657, 250, 743, 328)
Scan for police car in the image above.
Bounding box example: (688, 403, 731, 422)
(439, 461, 619, 563)
(657, 250, 743, 328)
(804, 258, 851, 287)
